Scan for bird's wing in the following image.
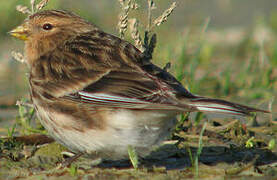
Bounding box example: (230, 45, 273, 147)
(64, 69, 192, 110)
(30, 30, 195, 111)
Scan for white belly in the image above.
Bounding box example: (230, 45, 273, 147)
(35, 103, 178, 159)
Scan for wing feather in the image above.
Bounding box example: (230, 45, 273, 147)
(30, 30, 195, 111)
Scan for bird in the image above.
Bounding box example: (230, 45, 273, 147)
(9, 10, 269, 164)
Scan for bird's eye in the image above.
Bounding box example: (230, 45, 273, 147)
(42, 23, 53, 30)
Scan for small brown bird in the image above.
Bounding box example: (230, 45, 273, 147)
(9, 10, 268, 162)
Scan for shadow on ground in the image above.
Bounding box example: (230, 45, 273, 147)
(98, 144, 277, 170)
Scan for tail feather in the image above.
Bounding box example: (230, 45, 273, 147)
(188, 97, 270, 116)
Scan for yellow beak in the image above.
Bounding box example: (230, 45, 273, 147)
(9, 25, 29, 41)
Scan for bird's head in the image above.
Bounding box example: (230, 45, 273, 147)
(9, 10, 98, 65)
(9, 10, 96, 41)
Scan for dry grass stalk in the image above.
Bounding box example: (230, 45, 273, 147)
(16, 0, 50, 15)
(16, 5, 32, 15)
(36, 0, 50, 11)
(142, 1, 175, 60)
(153, 2, 177, 27)
(30, 0, 36, 14)
(118, 0, 131, 38)
(129, 18, 144, 52)
(16, 100, 34, 108)
(11, 51, 26, 63)
(14, 0, 50, 65)
(147, 0, 156, 31)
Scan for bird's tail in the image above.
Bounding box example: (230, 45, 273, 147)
(185, 96, 270, 116)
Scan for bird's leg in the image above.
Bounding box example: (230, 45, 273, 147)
(59, 152, 83, 168)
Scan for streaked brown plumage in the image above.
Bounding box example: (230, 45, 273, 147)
(10, 10, 269, 161)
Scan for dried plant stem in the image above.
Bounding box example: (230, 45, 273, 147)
(118, 0, 131, 38)
(36, 0, 50, 11)
(16, 100, 34, 108)
(141, 1, 176, 59)
(129, 18, 144, 51)
(13, 0, 50, 64)
(153, 2, 177, 28)
(16, 5, 32, 15)
(147, 0, 153, 31)
(11, 51, 26, 63)
(16, 0, 50, 15)
(117, 0, 138, 38)
(30, 0, 35, 14)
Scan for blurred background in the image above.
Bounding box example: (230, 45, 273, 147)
(0, 0, 276, 130)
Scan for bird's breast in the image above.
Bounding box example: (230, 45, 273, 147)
(32, 98, 178, 159)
